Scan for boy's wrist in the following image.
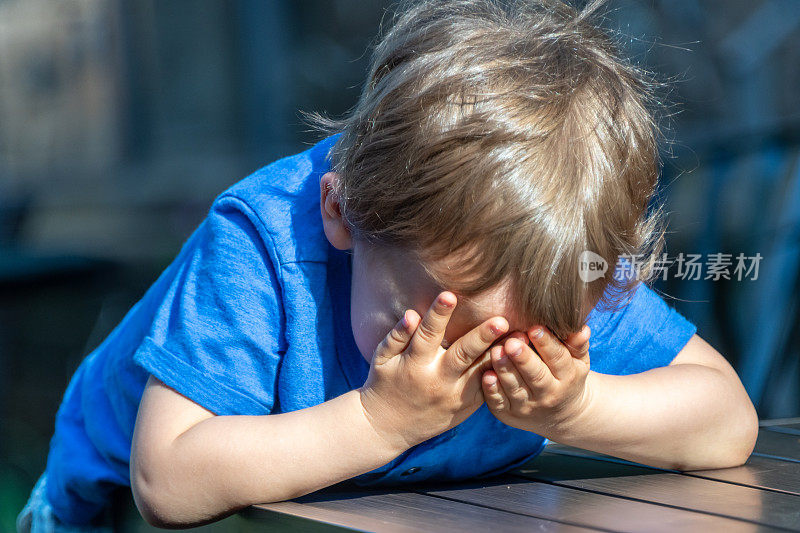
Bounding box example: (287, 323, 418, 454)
(559, 370, 596, 428)
(355, 386, 419, 454)
(543, 370, 598, 440)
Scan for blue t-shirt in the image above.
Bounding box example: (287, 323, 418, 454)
(43, 133, 697, 525)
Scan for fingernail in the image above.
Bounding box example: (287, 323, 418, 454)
(438, 294, 454, 308)
(529, 327, 543, 340)
(486, 375, 497, 386)
(506, 339, 523, 357)
(490, 323, 505, 335)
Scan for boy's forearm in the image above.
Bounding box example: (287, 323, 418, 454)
(148, 390, 407, 526)
(543, 365, 758, 471)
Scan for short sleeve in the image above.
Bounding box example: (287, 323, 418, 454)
(133, 194, 285, 415)
(586, 282, 697, 376)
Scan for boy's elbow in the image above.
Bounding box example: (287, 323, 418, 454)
(131, 445, 246, 528)
(719, 395, 760, 469)
(131, 462, 177, 528)
(682, 401, 759, 471)
(701, 373, 760, 470)
(731, 402, 759, 467)
(132, 471, 209, 529)
(712, 421, 757, 470)
(131, 450, 199, 529)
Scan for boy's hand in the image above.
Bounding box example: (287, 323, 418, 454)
(482, 325, 592, 434)
(359, 291, 509, 451)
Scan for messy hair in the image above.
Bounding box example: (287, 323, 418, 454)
(305, 0, 670, 339)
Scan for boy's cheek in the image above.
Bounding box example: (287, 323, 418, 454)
(351, 311, 396, 363)
(351, 322, 378, 363)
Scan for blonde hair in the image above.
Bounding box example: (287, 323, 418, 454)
(305, 0, 670, 339)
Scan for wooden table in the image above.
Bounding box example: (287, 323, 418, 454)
(242, 418, 800, 532)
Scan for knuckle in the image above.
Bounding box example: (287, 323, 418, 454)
(451, 344, 471, 367)
(539, 394, 559, 410)
(489, 397, 505, 412)
(509, 387, 528, 403)
(550, 351, 569, 367)
(388, 327, 406, 345)
(530, 364, 549, 384)
(415, 319, 439, 343)
(570, 340, 590, 356)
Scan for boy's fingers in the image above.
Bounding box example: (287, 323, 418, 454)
(482, 371, 507, 413)
(502, 333, 554, 393)
(527, 326, 573, 380)
(491, 343, 532, 405)
(407, 291, 457, 363)
(460, 348, 500, 399)
(372, 310, 419, 366)
(565, 325, 591, 364)
(445, 316, 509, 378)
(462, 347, 493, 380)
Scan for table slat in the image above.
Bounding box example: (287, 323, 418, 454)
(419, 476, 772, 532)
(253, 488, 594, 532)
(685, 455, 800, 495)
(544, 442, 800, 496)
(754, 429, 800, 462)
(759, 418, 800, 427)
(515, 451, 800, 530)
(762, 424, 800, 436)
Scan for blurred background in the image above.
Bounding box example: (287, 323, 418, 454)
(1, 0, 798, 530)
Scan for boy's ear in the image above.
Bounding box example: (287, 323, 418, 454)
(320, 172, 352, 250)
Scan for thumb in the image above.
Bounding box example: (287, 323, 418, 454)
(564, 324, 590, 364)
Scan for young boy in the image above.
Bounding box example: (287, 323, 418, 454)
(18, 0, 758, 530)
